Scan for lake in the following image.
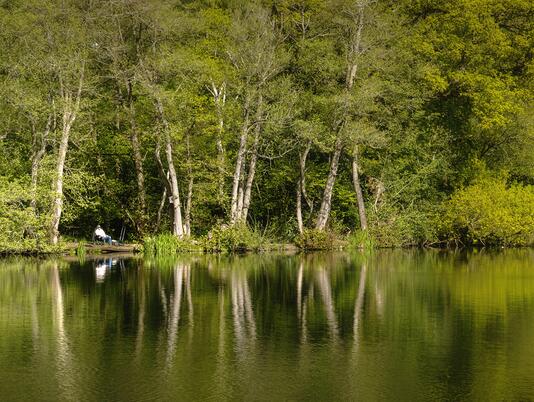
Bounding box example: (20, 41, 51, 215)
(1, 250, 534, 401)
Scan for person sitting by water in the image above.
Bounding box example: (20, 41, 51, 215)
(94, 225, 112, 245)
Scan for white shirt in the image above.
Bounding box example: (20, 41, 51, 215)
(95, 228, 107, 238)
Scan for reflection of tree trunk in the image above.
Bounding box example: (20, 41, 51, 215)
(297, 260, 304, 320)
(231, 270, 256, 356)
(217, 289, 226, 360)
(51, 263, 75, 400)
(353, 264, 367, 349)
(185, 265, 194, 341)
(30, 289, 40, 346)
(316, 268, 339, 340)
(315, 138, 343, 231)
(166, 263, 184, 368)
(135, 270, 146, 359)
(214, 287, 231, 398)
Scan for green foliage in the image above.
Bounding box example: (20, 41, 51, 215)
(295, 229, 336, 250)
(0, 0, 533, 252)
(202, 224, 270, 253)
(440, 178, 534, 246)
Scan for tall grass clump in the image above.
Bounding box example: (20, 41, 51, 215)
(202, 224, 270, 253)
(143, 233, 200, 257)
(76, 241, 86, 260)
(348, 230, 375, 250)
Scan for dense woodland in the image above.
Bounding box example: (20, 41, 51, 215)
(0, 0, 533, 252)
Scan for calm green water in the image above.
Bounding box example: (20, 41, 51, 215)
(1, 250, 534, 401)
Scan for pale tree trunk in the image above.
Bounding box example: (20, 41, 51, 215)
(50, 66, 84, 245)
(230, 97, 250, 225)
(184, 130, 193, 236)
(296, 141, 311, 234)
(30, 113, 52, 211)
(209, 82, 227, 203)
(156, 98, 184, 237)
(352, 145, 368, 231)
(315, 137, 343, 231)
(312, 0, 367, 234)
(155, 184, 167, 233)
(127, 95, 147, 232)
(184, 177, 193, 236)
(297, 183, 304, 234)
(348, 1, 368, 231)
(240, 95, 263, 223)
(236, 157, 246, 221)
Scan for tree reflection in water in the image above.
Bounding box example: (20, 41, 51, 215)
(1, 250, 534, 401)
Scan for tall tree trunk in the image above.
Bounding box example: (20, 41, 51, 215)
(128, 99, 147, 233)
(347, 1, 367, 232)
(156, 98, 184, 237)
(30, 114, 52, 211)
(296, 141, 311, 234)
(240, 95, 263, 223)
(297, 183, 304, 234)
(236, 157, 246, 221)
(184, 130, 193, 236)
(209, 82, 227, 204)
(315, 138, 343, 231)
(230, 97, 250, 225)
(155, 184, 167, 233)
(50, 67, 84, 245)
(184, 176, 193, 236)
(352, 145, 368, 231)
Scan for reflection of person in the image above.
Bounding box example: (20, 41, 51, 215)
(94, 225, 112, 245)
(95, 262, 107, 282)
(95, 258, 117, 283)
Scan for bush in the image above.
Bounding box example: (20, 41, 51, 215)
(202, 224, 269, 253)
(440, 178, 534, 246)
(366, 206, 438, 248)
(0, 177, 52, 254)
(295, 228, 336, 250)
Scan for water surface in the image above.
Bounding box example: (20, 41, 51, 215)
(1, 250, 534, 401)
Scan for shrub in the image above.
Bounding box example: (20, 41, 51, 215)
(0, 177, 51, 254)
(367, 206, 438, 248)
(295, 228, 336, 250)
(440, 178, 534, 246)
